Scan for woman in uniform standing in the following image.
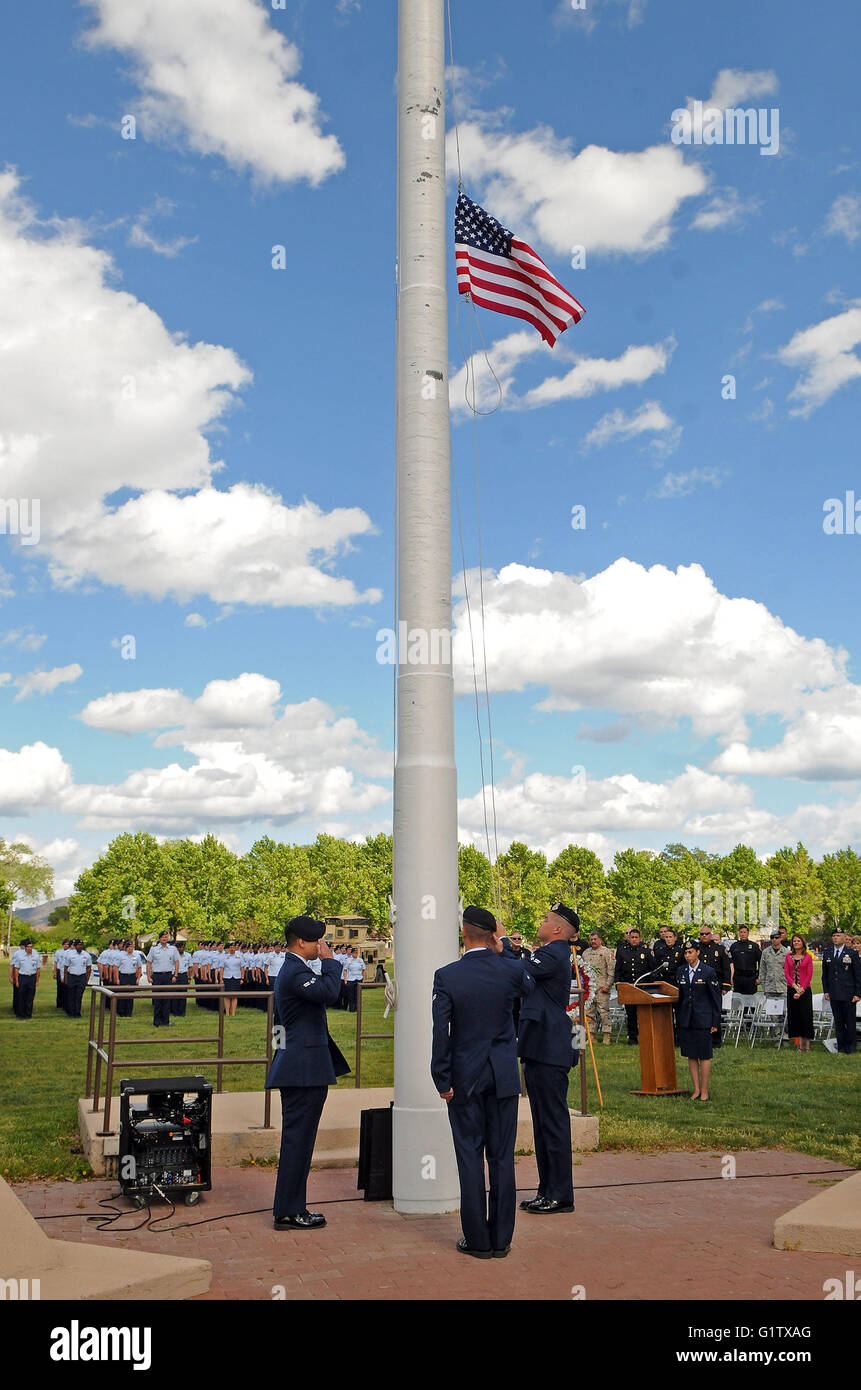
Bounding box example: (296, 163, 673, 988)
(220, 941, 244, 1017)
(116, 940, 141, 1017)
(676, 939, 722, 1102)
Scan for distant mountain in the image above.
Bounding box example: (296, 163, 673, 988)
(13, 897, 70, 931)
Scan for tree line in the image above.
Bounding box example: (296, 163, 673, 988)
(33, 833, 861, 948)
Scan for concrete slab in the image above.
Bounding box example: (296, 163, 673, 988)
(0, 1175, 211, 1301)
(80, 1087, 599, 1175)
(774, 1169, 861, 1256)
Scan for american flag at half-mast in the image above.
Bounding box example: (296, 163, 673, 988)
(455, 192, 585, 348)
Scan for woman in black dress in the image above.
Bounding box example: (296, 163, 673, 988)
(676, 940, 722, 1101)
(785, 933, 814, 1051)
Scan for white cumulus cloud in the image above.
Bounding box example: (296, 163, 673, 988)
(451, 558, 848, 745)
(777, 305, 861, 415)
(13, 665, 83, 701)
(0, 170, 379, 608)
(82, 0, 345, 186)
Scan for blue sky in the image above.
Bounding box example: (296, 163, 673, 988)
(1, 0, 860, 896)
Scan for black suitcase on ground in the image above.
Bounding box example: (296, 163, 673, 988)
(357, 1105, 393, 1201)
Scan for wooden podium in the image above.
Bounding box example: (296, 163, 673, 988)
(616, 981, 688, 1096)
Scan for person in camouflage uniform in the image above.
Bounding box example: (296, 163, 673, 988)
(582, 931, 615, 1044)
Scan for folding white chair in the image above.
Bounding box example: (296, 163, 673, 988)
(748, 995, 786, 1048)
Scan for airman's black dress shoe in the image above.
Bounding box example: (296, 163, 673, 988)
(273, 1210, 327, 1230)
(522, 1197, 575, 1214)
(456, 1237, 492, 1258)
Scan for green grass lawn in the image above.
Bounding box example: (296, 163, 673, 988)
(1, 978, 858, 1182)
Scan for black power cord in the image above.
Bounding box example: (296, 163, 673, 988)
(32, 1166, 858, 1232)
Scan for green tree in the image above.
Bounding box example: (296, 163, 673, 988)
(497, 842, 548, 937)
(547, 845, 616, 933)
(1, 838, 54, 946)
(606, 848, 672, 940)
(238, 837, 312, 932)
(48, 903, 71, 927)
(457, 843, 495, 915)
(764, 843, 822, 935)
(69, 831, 167, 941)
(162, 835, 243, 938)
(357, 833, 393, 936)
(306, 834, 363, 918)
(818, 847, 861, 932)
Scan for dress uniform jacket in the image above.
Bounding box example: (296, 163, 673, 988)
(509, 937, 577, 1207)
(822, 944, 861, 1053)
(652, 940, 685, 984)
(265, 955, 350, 1088)
(515, 938, 578, 1069)
(431, 949, 533, 1099)
(431, 948, 533, 1252)
(675, 961, 722, 1030)
(613, 939, 655, 986)
(698, 940, 732, 992)
(266, 954, 350, 1222)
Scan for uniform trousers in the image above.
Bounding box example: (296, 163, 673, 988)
(273, 1086, 329, 1218)
(65, 977, 86, 1017)
(56, 976, 65, 1009)
(15, 975, 36, 1018)
(624, 1003, 639, 1041)
(585, 990, 611, 1036)
(171, 973, 188, 1016)
(346, 980, 359, 1012)
(831, 999, 858, 1053)
(446, 1061, 518, 1252)
(151, 971, 173, 1026)
(523, 1060, 574, 1204)
(116, 976, 137, 1017)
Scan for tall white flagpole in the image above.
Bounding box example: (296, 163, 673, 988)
(392, 0, 460, 1214)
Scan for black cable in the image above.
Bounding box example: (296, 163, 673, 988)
(33, 1166, 857, 1229)
(147, 1187, 177, 1230)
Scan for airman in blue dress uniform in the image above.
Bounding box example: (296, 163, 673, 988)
(822, 926, 861, 1054)
(675, 939, 722, 1101)
(513, 902, 580, 1215)
(265, 916, 350, 1230)
(431, 905, 533, 1258)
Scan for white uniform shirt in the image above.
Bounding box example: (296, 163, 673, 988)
(220, 952, 243, 980)
(118, 952, 139, 978)
(267, 953, 285, 979)
(345, 956, 366, 982)
(12, 948, 41, 976)
(174, 951, 190, 976)
(66, 949, 92, 976)
(147, 943, 179, 973)
(54, 948, 69, 978)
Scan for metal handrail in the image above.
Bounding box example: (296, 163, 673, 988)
(353, 981, 392, 1088)
(85, 984, 275, 1136)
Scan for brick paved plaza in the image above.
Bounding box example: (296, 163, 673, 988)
(15, 1149, 849, 1301)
